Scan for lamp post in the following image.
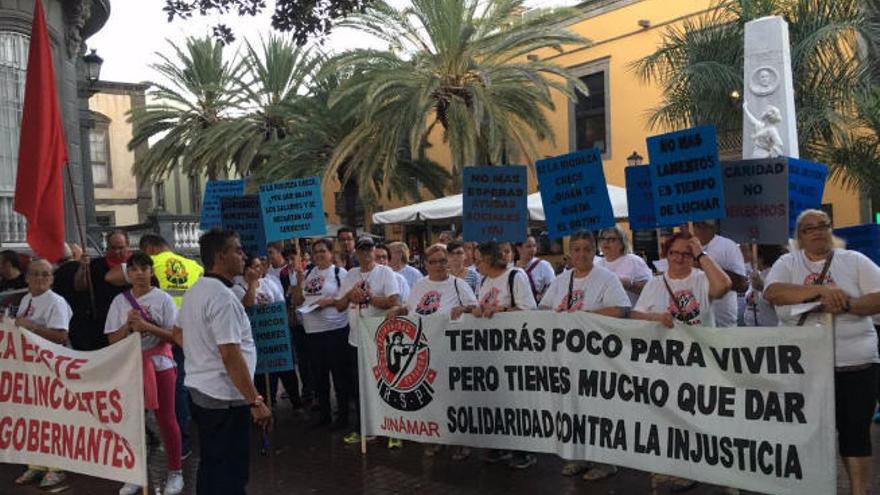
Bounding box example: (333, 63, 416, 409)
(82, 49, 103, 84)
(626, 150, 643, 167)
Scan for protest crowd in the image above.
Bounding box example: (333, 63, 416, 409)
(1, 205, 879, 495)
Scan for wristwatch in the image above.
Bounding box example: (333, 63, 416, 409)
(250, 395, 265, 408)
(695, 251, 707, 262)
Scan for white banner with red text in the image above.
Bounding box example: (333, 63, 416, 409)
(0, 319, 146, 485)
(357, 312, 835, 495)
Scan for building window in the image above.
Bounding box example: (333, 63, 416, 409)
(89, 124, 112, 187)
(154, 181, 166, 210)
(573, 71, 608, 154)
(189, 174, 201, 213)
(0, 32, 29, 194)
(95, 211, 115, 228)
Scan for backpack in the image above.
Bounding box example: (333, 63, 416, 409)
(481, 270, 518, 308)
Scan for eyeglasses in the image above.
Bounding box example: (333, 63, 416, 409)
(598, 237, 620, 242)
(799, 223, 831, 235)
(667, 250, 694, 260)
(426, 258, 448, 265)
(28, 271, 53, 278)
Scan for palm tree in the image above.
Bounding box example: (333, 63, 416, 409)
(631, 0, 877, 184)
(128, 36, 246, 181)
(325, 0, 591, 190)
(255, 70, 451, 227)
(202, 35, 320, 176)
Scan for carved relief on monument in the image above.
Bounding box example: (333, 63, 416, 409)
(749, 66, 780, 96)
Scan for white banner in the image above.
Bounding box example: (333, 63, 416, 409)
(358, 312, 836, 495)
(0, 319, 146, 486)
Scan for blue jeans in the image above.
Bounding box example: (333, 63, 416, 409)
(191, 402, 250, 495)
(173, 345, 191, 453)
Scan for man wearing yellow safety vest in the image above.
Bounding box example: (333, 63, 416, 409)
(140, 234, 204, 459)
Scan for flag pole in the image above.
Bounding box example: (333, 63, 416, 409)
(64, 164, 95, 310)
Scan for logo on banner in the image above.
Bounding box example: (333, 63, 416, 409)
(372, 317, 436, 411)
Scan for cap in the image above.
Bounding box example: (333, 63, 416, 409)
(356, 237, 375, 250)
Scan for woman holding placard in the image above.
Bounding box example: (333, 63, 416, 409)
(595, 226, 653, 305)
(105, 252, 184, 495)
(764, 209, 880, 495)
(540, 231, 630, 480)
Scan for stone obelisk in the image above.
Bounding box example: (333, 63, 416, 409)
(742, 16, 799, 159)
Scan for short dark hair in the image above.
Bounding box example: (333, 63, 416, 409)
(199, 229, 239, 270)
(267, 241, 283, 253)
(447, 240, 464, 252)
(139, 234, 169, 251)
(0, 250, 21, 270)
(311, 238, 334, 252)
(282, 245, 296, 258)
(373, 243, 390, 256)
(337, 227, 355, 239)
(570, 231, 596, 250)
(477, 242, 507, 270)
(126, 251, 154, 270)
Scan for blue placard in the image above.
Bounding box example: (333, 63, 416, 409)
(247, 302, 294, 374)
(647, 125, 724, 226)
(788, 158, 828, 233)
(200, 179, 245, 230)
(220, 195, 267, 256)
(462, 166, 528, 243)
(536, 148, 614, 239)
(834, 224, 880, 266)
(624, 165, 656, 230)
(259, 177, 327, 241)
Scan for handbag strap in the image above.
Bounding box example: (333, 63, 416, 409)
(662, 275, 686, 322)
(796, 250, 835, 326)
(122, 290, 158, 325)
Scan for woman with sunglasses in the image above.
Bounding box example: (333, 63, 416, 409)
(595, 226, 653, 305)
(633, 232, 731, 328)
(764, 209, 880, 495)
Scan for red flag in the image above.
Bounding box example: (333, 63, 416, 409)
(14, 0, 68, 262)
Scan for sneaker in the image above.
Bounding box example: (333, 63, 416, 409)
(39, 471, 66, 488)
(582, 463, 617, 481)
(387, 438, 403, 449)
(343, 432, 375, 444)
(164, 470, 184, 495)
(119, 482, 141, 495)
(484, 449, 513, 464)
(14, 468, 43, 485)
(509, 453, 537, 469)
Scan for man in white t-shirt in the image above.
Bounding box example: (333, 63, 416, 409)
(174, 230, 271, 494)
(515, 236, 555, 302)
(13, 259, 72, 488)
(334, 236, 400, 444)
(693, 221, 748, 327)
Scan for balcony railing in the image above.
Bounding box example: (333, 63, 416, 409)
(0, 196, 27, 245)
(94, 212, 202, 256)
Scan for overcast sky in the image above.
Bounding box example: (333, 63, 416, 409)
(87, 1, 577, 85)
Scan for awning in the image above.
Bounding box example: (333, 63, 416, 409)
(372, 185, 629, 224)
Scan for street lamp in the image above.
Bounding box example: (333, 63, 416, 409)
(82, 49, 103, 84)
(626, 151, 643, 167)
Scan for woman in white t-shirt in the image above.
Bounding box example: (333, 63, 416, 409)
(104, 253, 183, 495)
(595, 226, 653, 305)
(633, 232, 732, 328)
(233, 255, 282, 307)
(447, 240, 480, 294)
(743, 244, 786, 327)
(291, 238, 351, 428)
(764, 209, 880, 495)
(388, 244, 477, 319)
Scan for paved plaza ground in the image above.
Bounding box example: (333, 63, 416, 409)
(0, 401, 876, 494)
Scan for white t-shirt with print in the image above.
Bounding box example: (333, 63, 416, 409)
(520, 258, 556, 302)
(231, 277, 282, 305)
(104, 288, 178, 371)
(394, 272, 410, 303)
(178, 276, 255, 401)
(765, 248, 880, 367)
(540, 266, 631, 312)
(407, 276, 477, 316)
(17, 290, 72, 335)
(595, 254, 654, 305)
(477, 268, 537, 310)
(635, 271, 715, 327)
(704, 235, 746, 327)
(301, 265, 349, 334)
(339, 264, 400, 346)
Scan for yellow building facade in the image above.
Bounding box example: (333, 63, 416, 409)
(360, 0, 866, 239)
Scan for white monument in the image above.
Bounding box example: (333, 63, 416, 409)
(742, 16, 798, 159)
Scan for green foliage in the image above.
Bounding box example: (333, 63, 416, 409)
(632, 0, 879, 192)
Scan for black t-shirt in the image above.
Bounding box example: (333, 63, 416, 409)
(90, 258, 128, 330)
(0, 273, 26, 292)
(53, 260, 106, 351)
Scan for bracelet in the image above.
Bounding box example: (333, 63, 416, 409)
(249, 395, 265, 408)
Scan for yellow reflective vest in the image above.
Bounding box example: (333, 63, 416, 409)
(151, 250, 204, 308)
